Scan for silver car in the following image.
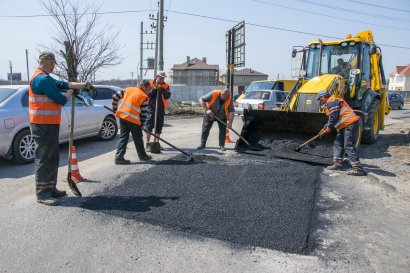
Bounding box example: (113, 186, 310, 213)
(234, 90, 288, 115)
(0, 85, 118, 164)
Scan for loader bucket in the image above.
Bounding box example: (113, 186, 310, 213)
(236, 109, 335, 165)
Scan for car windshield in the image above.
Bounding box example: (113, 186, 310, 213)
(0, 88, 17, 103)
(246, 82, 282, 92)
(244, 91, 271, 100)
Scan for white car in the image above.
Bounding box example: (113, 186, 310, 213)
(0, 85, 118, 164)
(234, 90, 288, 115)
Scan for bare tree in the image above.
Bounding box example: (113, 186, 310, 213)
(41, 0, 123, 82)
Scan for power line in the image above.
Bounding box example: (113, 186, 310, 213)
(345, 0, 410, 13)
(166, 9, 410, 50)
(2, 8, 410, 50)
(251, 0, 410, 31)
(294, 0, 410, 22)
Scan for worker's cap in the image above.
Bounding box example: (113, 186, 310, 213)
(156, 71, 166, 78)
(317, 90, 330, 100)
(39, 51, 57, 63)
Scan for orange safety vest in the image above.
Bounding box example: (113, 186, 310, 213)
(325, 97, 359, 130)
(29, 69, 62, 124)
(149, 80, 169, 109)
(207, 90, 232, 119)
(115, 87, 148, 125)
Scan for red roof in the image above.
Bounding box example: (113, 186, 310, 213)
(396, 64, 410, 76)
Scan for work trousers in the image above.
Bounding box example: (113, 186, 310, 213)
(116, 118, 147, 159)
(145, 110, 165, 134)
(200, 114, 227, 147)
(30, 123, 60, 199)
(333, 120, 361, 166)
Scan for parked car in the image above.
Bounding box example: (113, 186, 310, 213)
(387, 92, 404, 110)
(234, 90, 288, 115)
(80, 85, 123, 109)
(0, 85, 118, 164)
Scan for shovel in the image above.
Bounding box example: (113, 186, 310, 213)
(103, 106, 194, 162)
(67, 92, 82, 196)
(295, 133, 321, 152)
(210, 113, 260, 151)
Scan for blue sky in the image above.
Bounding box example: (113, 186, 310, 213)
(1, 0, 409, 81)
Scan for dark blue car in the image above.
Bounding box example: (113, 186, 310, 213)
(387, 92, 404, 110)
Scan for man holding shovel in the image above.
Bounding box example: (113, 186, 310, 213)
(145, 71, 171, 152)
(197, 89, 235, 151)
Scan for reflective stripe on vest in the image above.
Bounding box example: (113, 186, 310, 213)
(115, 87, 147, 125)
(325, 97, 359, 129)
(207, 90, 231, 119)
(29, 69, 62, 124)
(150, 80, 169, 109)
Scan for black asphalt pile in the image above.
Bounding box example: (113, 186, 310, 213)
(83, 156, 321, 254)
(239, 131, 334, 165)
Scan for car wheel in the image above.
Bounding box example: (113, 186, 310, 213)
(398, 102, 403, 110)
(98, 116, 118, 140)
(12, 129, 37, 164)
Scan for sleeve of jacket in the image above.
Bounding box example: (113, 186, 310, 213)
(112, 89, 125, 113)
(326, 100, 342, 128)
(160, 86, 171, 100)
(140, 99, 148, 126)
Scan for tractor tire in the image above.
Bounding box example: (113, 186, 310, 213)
(362, 99, 380, 144)
(12, 129, 37, 164)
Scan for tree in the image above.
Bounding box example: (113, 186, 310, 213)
(41, 0, 123, 82)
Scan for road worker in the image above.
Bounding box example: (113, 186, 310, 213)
(197, 88, 235, 151)
(145, 71, 171, 149)
(115, 80, 151, 164)
(30, 50, 94, 206)
(317, 90, 366, 176)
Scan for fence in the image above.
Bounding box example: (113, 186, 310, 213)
(169, 85, 220, 103)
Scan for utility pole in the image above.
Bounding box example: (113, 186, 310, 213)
(131, 72, 134, 86)
(25, 49, 30, 82)
(158, 0, 164, 71)
(8, 61, 13, 85)
(141, 21, 155, 80)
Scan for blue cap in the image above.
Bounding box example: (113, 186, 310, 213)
(317, 90, 329, 100)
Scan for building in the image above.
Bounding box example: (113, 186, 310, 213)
(389, 64, 410, 91)
(220, 68, 268, 94)
(171, 57, 219, 86)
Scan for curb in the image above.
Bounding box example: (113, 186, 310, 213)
(367, 172, 397, 192)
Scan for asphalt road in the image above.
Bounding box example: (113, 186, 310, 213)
(0, 109, 409, 272)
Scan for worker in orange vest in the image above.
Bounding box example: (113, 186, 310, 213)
(145, 71, 171, 148)
(115, 80, 152, 164)
(197, 89, 235, 151)
(30, 51, 95, 206)
(317, 90, 366, 176)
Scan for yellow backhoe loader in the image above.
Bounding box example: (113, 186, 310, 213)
(237, 30, 390, 163)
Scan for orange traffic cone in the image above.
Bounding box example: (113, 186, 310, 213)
(225, 128, 234, 143)
(71, 146, 85, 183)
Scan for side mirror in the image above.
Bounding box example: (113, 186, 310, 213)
(369, 43, 377, 55)
(292, 48, 297, 58)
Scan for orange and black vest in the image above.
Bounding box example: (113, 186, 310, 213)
(149, 80, 169, 109)
(207, 90, 232, 119)
(115, 87, 148, 125)
(325, 97, 359, 130)
(29, 69, 62, 124)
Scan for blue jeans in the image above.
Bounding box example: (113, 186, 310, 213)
(30, 123, 60, 199)
(333, 120, 361, 166)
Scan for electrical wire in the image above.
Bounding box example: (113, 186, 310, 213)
(251, 0, 410, 31)
(294, 0, 410, 22)
(345, 0, 410, 13)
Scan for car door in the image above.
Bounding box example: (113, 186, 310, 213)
(63, 98, 98, 138)
(390, 94, 398, 108)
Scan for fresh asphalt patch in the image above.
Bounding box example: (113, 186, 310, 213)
(82, 154, 322, 254)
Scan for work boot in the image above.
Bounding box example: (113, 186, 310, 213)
(139, 154, 152, 161)
(115, 158, 131, 165)
(145, 143, 151, 152)
(51, 189, 67, 198)
(347, 168, 366, 176)
(197, 144, 205, 150)
(326, 163, 343, 171)
(220, 146, 226, 151)
(37, 197, 59, 206)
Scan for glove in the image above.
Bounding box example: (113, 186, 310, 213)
(85, 81, 97, 94)
(73, 89, 80, 95)
(319, 127, 331, 137)
(205, 109, 213, 116)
